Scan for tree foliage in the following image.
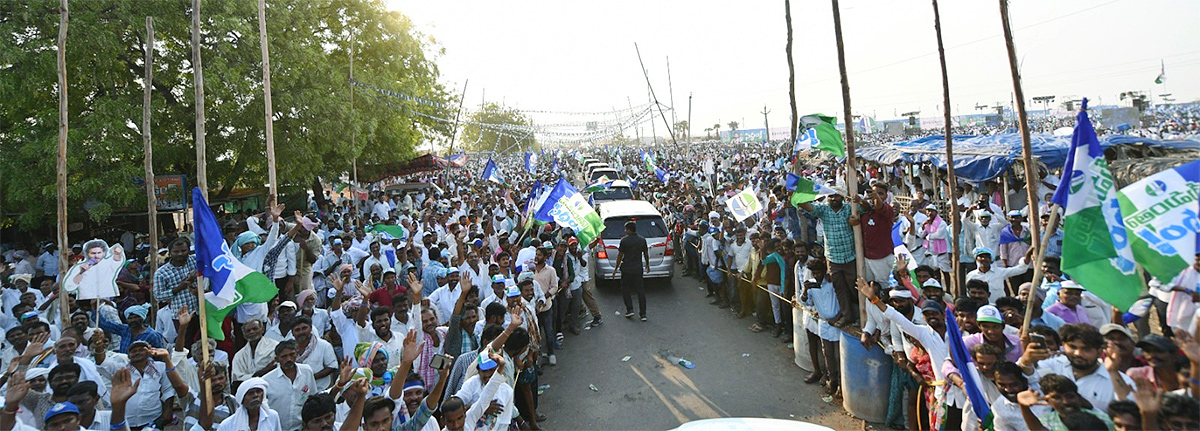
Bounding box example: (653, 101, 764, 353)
(458, 103, 536, 155)
(0, 0, 452, 229)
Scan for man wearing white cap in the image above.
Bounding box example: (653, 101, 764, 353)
(962, 209, 1005, 256)
(1045, 281, 1091, 326)
(965, 246, 1030, 303)
(916, 204, 951, 277)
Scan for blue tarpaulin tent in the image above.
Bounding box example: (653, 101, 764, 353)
(855, 134, 1200, 182)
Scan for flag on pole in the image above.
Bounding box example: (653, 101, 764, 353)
(524, 152, 537, 174)
(533, 178, 605, 245)
(193, 188, 277, 340)
(1051, 99, 1143, 311)
(654, 167, 669, 183)
(1118, 159, 1200, 289)
(584, 179, 615, 193)
(368, 224, 406, 240)
(945, 307, 994, 428)
(726, 187, 763, 222)
(785, 173, 801, 191)
(550, 159, 560, 176)
(482, 158, 506, 185)
(627, 176, 638, 190)
(447, 153, 467, 167)
(522, 180, 544, 231)
(789, 177, 837, 205)
(1155, 60, 1166, 84)
(794, 114, 845, 157)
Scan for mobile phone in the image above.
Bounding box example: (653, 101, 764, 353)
(1029, 333, 1047, 347)
(430, 353, 454, 370)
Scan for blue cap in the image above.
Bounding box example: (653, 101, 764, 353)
(472, 239, 484, 247)
(491, 275, 507, 284)
(477, 356, 498, 371)
(972, 246, 994, 257)
(45, 402, 80, 422)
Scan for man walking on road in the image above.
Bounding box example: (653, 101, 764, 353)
(613, 221, 650, 321)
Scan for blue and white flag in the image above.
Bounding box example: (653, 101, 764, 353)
(483, 158, 506, 185)
(533, 178, 605, 245)
(654, 167, 669, 183)
(945, 307, 993, 427)
(524, 152, 537, 174)
(1118, 159, 1200, 287)
(785, 173, 802, 192)
(447, 153, 467, 167)
(193, 188, 277, 340)
(627, 176, 638, 190)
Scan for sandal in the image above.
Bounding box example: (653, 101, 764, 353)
(749, 323, 766, 333)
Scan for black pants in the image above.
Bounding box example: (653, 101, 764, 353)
(620, 271, 646, 315)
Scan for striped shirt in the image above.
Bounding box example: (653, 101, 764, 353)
(153, 255, 198, 314)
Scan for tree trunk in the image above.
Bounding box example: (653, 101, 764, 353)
(932, 0, 962, 297)
(258, 0, 277, 201)
(144, 16, 160, 324)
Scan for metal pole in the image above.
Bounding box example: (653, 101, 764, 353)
(687, 93, 693, 144)
(634, 43, 678, 145)
(258, 0, 277, 201)
(56, 0, 71, 325)
(448, 79, 468, 153)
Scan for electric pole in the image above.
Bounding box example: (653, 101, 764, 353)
(761, 105, 771, 144)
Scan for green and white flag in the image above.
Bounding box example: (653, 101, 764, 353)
(1050, 103, 1143, 311)
(794, 114, 845, 157)
(1117, 159, 1200, 288)
(790, 177, 838, 206)
(533, 178, 605, 245)
(726, 187, 763, 222)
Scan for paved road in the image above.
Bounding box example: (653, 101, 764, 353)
(538, 265, 865, 430)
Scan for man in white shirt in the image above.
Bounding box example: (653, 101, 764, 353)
(428, 268, 463, 326)
(230, 319, 280, 385)
(1017, 323, 1135, 413)
(451, 355, 514, 431)
(365, 308, 407, 369)
(966, 246, 1030, 303)
(962, 210, 1006, 254)
(290, 316, 338, 390)
(263, 340, 317, 431)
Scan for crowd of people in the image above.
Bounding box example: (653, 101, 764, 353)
(0, 134, 1196, 431)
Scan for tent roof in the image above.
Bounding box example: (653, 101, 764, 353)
(855, 133, 1200, 182)
(360, 153, 449, 183)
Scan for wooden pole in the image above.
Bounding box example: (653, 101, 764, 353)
(190, 0, 214, 414)
(349, 33, 358, 221)
(998, 0, 1043, 280)
(634, 43, 678, 145)
(830, 0, 866, 324)
(932, 0, 962, 297)
(55, 0, 70, 325)
(1021, 205, 1058, 336)
(144, 17, 160, 323)
(258, 0, 277, 201)
(785, 0, 798, 148)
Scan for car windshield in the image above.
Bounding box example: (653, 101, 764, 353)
(592, 187, 633, 202)
(601, 216, 668, 240)
(590, 170, 617, 182)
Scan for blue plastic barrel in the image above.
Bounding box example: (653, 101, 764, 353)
(839, 330, 893, 423)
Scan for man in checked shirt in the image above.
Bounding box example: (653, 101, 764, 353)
(153, 238, 198, 333)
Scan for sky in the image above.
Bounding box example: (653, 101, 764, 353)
(388, 0, 1200, 140)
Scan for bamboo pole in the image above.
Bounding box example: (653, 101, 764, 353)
(55, 0, 70, 325)
(830, 0, 866, 324)
(931, 0, 962, 297)
(258, 0, 277, 200)
(144, 17, 160, 323)
(1021, 205, 1058, 336)
(998, 0, 1044, 302)
(192, 0, 207, 199)
(190, 0, 214, 415)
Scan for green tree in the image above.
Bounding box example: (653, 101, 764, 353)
(0, 0, 451, 229)
(459, 103, 536, 155)
(727, 121, 739, 131)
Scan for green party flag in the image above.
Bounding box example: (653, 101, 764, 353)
(794, 114, 845, 157)
(790, 177, 838, 205)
